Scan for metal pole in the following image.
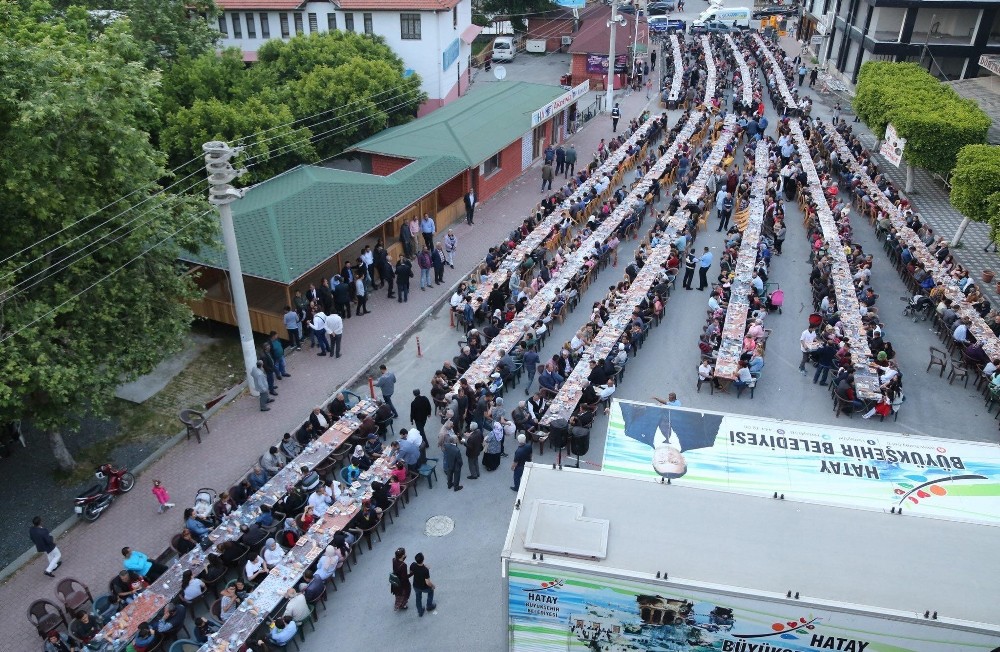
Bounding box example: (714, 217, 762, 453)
(606, 2, 619, 113)
(203, 141, 259, 396)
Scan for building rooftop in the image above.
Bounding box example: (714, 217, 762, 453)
(216, 0, 305, 9)
(567, 5, 648, 57)
(351, 81, 564, 166)
(180, 155, 466, 284)
(335, 0, 461, 9)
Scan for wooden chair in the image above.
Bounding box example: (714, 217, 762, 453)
(926, 347, 947, 377)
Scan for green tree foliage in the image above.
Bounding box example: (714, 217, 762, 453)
(478, 0, 558, 31)
(159, 31, 425, 175)
(161, 98, 317, 184)
(0, 3, 217, 470)
(950, 145, 1000, 225)
(853, 62, 991, 174)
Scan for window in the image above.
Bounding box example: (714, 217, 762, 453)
(345, 12, 354, 32)
(327, 13, 337, 31)
(231, 13, 242, 38)
(400, 13, 421, 39)
(363, 12, 373, 34)
(279, 12, 290, 37)
(218, 14, 228, 35)
(483, 152, 501, 176)
(294, 12, 304, 34)
(245, 13, 256, 38)
(259, 13, 270, 38)
(308, 12, 318, 33)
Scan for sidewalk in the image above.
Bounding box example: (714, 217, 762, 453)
(0, 87, 655, 652)
(776, 31, 1000, 310)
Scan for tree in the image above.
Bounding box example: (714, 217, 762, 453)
(161, 97, 317, 184)
(282, 58, 424, 159)
(51, 0, 221, 67)
(949, 144, 1000, 245)
(853, 62, 991, 193)
(477, 0, 558, 31)
(0, 4, 217, 471)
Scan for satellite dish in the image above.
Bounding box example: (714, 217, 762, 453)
(494, 66, 507, 80)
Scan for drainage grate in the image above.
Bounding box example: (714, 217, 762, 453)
(424, 515, 455, 537)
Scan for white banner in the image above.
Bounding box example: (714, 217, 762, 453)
(880, 122, 906, 168)
(531, 81, 590, 127)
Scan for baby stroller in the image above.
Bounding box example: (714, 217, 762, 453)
(765, 285, 784, 314)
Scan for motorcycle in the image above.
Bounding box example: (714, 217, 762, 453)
(74, 463, 135, 522)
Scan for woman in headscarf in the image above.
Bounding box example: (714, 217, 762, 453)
(262, 538, 284, 567)
(244, 553, 268, 584)
(390, 547, 411, 611)
(349, 444, 371, 471)
(315, 545, 341, 582)
(482, 419, 504, 471)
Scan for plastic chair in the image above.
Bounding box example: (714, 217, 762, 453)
(169, 641, 202, 652)
(926, 346, 947, 376)
(55, 577, 94, 612)
(417, 457, 439, 489)
(93, 593, 119, 621)
(179, 409, 209, 443)
(27, 598, 66, 636)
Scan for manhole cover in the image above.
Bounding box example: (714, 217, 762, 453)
(425, 515, 455, 537)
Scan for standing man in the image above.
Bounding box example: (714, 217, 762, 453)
(463, 423, 484, 480)
(697, 246, 713, 291)
(554, 144, 566, 176)
(432, 243, 446, 285)
(464, 188, 477, 225)
(797, 63, 807, 86)
(442, 435, 464, 491)
(269, 332, 290, 379)
(410, 389, 433, 444)
(417, 247, 433, 291)
(30, 516, 61, 577)
(252, 361, 273, 412)
(650, 49, 656, 70)
(282, 306, 301, 351)
(541, 160, 553, 192)
(611, 103, 621, 132)
(420, 213, 435, 251)
(373, 365, 399, 418)
(312, 310, 329, 356)
(682, 247, 697, 290)
(564, 144, 577, 178)
(716, 192, 734, 232)
(808, 67, 818, 87)
(383, 253, 396, 300)
(354, 275, 369, 316)
(325, 311, 343, 359)
(395, 257, 412, 303)
(511, 433, 532, 491)
(799, 324, 817, 375)
(261, 343, 279, 396)
(409, 553, 438, 617)
(333, 276, 351, 319)
(443, 230, 458, 268)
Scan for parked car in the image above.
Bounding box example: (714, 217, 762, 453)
(491, 36, 516, 62)
(618, 2, 637, 13)
(647, 1, 677, 15)
(752, 4, 799, 19)
(690, 20, 735, 33)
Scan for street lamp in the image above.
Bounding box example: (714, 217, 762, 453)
(606, 3, 627, 112)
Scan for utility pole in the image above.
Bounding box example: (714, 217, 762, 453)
(606, 3, 626, 112)
(203, 141, 259, 396)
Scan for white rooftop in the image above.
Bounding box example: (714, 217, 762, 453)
(504, 464, 1000, 630)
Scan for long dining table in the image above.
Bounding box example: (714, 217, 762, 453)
(826, 125, 1000, 361)
(91, 399, 379, 650)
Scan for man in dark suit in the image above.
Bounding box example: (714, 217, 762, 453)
(442, 435, 464, 491)
(464, 190, 477, 225)
(618, 403, 723, 479)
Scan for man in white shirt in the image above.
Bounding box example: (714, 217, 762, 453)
(952, 317, 971, 345)
(325, 312, 343, 359)
(799, 325, 817, 374)
(283, 588, 310, 623)
(312, 311, 329, 356)
(308, 487, 332, 517)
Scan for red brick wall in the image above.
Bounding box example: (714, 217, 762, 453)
(527, 17, 575, 53)
(437, 174, 464, 206)
(477, 139, 524, 202)
(370, 154, 414, 176)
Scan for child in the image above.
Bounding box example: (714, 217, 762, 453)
(152, 480, 175, 514)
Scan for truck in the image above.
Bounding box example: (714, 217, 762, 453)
(503, 463, 1000, 652)
(691, 5, 751, 29)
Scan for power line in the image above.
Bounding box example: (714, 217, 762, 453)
(0, 209, 211, 345)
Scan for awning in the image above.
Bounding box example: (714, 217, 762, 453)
(460, 24, 483, 44)
(242, 50, 258, 63)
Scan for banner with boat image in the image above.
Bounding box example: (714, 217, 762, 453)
(507, 563, 999, 652)
(599, 400, 1000, 526)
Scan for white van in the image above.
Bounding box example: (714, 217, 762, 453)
(491, 37, 516, 63)
(691, 6, 750, 28)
